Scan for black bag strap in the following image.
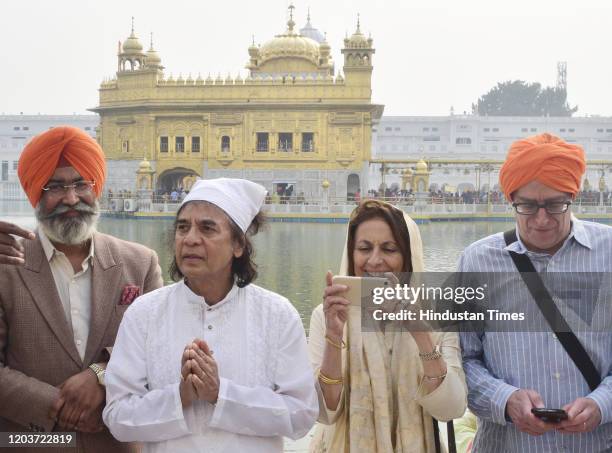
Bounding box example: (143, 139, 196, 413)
(432, 419, 456, 453)
(433, 419, 441, 453)
(447, 420, 457, 453)
(503, 229, 601, 391)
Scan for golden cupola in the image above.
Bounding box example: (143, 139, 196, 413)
(247, 5, 333, 77)
(145, 33, 163, 70)
(118, 18, 146, 72)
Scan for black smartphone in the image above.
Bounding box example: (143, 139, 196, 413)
(531, 408, 568, 423)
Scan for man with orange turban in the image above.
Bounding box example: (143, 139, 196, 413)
(0, 126, 163, 453)
(458, 133, 612, 452)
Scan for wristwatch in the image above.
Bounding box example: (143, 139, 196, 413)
(418, 344, 442, 361)
(89, 363, 106, 386)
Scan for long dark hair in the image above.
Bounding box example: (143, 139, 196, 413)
(169, 201, 266, 287)
(346, 200, 412, 276)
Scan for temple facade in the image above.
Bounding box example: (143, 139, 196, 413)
(91, 7, 383, 200)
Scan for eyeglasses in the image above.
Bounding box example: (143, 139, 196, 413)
(512, 200, 572, 215)
(42, 180, 96, 196)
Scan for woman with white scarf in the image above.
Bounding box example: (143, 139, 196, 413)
(308, 200, 467, 452)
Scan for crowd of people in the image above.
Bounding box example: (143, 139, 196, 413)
(0, 127, 611, 453)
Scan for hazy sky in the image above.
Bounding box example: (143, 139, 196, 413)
(2, 0, 612, 117)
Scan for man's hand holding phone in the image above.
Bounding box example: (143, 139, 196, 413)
(506, 389, 558, 436)
(556, 397, 602, 433)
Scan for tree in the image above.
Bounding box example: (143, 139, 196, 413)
(476, 80, 577, 116)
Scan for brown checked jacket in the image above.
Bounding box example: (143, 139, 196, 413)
(0, 232, 163, 452)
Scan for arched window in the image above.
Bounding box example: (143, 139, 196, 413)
(221, 136, 230, 153)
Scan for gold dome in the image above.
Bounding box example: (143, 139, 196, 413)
(348, 31, 368, 46)
(138, 159, 152, 171)
(259, 16, 320, 66)
(146, 48, 161, 67)
(145, 34, 162, 67)
(123, 31, 144, 54)
(345, 16, 372, 49)
(416, 159, 428, 171)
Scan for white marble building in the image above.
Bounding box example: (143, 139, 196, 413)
(371, 114, 612, 193)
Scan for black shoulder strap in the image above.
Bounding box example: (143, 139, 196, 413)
(447, 421, 456, 453)
(503, 229, 601, 391)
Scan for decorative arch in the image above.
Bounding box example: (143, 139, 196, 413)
(347, 173, 360, 199)
(458, 182, 475, 193)
(157, 167, 200, 194)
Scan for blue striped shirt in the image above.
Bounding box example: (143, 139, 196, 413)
(459, 219, 612, 452)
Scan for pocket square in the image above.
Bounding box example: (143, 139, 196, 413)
(120, 285, 141, 306)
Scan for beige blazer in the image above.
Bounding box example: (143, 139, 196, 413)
(0, 232, 163, 453)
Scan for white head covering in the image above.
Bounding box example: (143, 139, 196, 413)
(181, 178, 266, 232)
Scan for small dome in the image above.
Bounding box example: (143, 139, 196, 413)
(347, 28, 369, 48)
(346, 16, 371, 48)
(300, 11, 325, 43)
(138, 159, 152, 171)
(320, 36, 330, 51)
(145, 34, 162, 67)
(416, 159, 428, 171)
(248, 36, 259, 57)
(123, 31, 144, 54)
(146, 48, 161, 66)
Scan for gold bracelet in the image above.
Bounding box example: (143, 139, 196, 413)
(318, 370, 343, 385)
(418, 344, 442, 361)
(325, 335, 346, 350)
(423, 372, 447, 382)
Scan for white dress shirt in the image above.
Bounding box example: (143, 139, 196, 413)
(39, 229, 94, 360)
(103, 280, 318, 453)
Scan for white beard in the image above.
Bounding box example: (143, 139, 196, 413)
(36, 201, 99, 245)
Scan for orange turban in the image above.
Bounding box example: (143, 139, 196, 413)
(18, 126, 106, 207)
(499, 133, 586, 201)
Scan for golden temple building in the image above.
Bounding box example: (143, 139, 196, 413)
(91, 7, 384, 200)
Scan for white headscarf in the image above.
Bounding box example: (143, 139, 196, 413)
(181, 178, 266, 232)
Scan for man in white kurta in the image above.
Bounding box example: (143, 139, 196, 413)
(103, 178, 318, 452)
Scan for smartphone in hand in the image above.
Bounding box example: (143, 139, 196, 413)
(531, 408, 568, 423)
(332, 276, 390, 307)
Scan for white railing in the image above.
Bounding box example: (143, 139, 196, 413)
(94, 194, 612, 216)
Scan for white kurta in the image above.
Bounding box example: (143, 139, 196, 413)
(103, 281, 318, 453)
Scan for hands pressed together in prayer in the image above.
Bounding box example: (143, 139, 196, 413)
(49, 369, 105, 433)
(506, 389, 602, 436)
(179, 338, 220, 408)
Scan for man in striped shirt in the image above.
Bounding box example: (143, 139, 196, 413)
(460, 133, 612, 452)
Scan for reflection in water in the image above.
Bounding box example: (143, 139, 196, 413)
(3, 214, 514, 331)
